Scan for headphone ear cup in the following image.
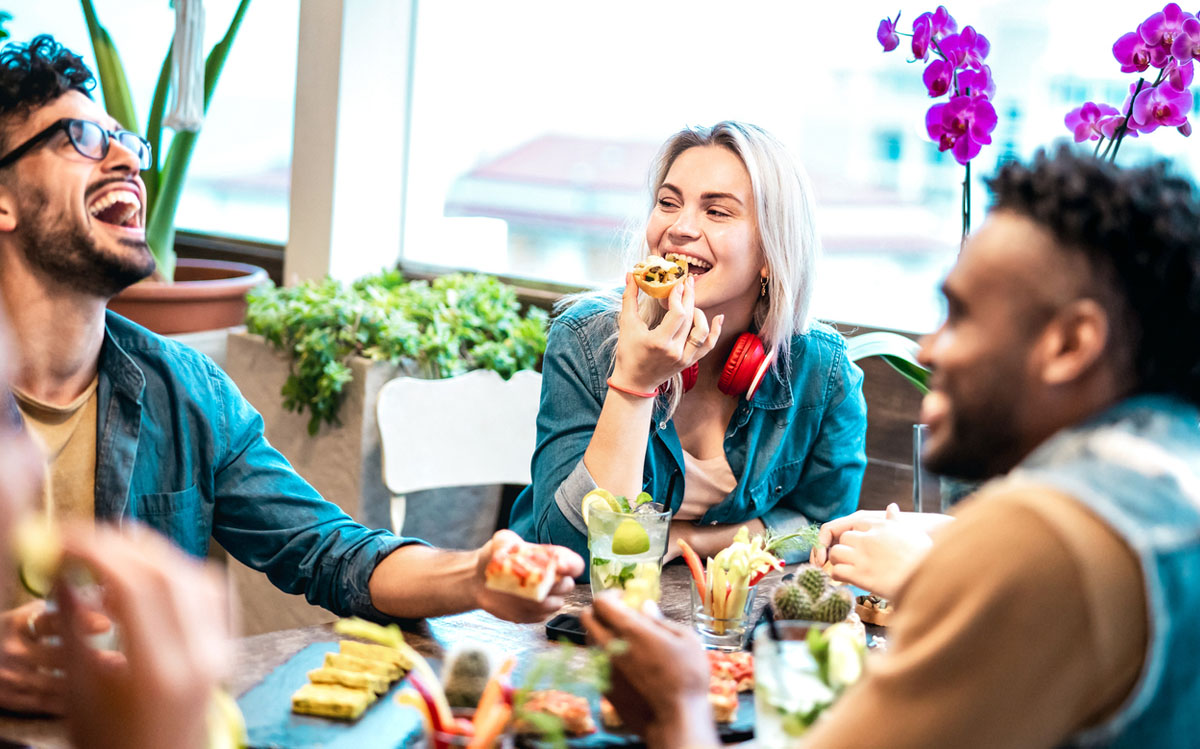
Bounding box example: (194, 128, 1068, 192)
(681, 362, 699, 393)
(718, 333, 766, 396)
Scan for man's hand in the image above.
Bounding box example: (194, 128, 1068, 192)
(581, 593, 719, 749)
(473, 530, 584, 623)
(811, 504, 951, 598)
(58, 525, 231, 749)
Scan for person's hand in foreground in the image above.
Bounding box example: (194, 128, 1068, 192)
(810, 503, 953, 599)
(474, 530, 584, 623)
(0, 597, 112, 715)
(58, 524, 231, 749)
(582, 592, 719, 749)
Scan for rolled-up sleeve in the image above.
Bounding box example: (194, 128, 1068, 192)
(763, 345, 866, 561)
(207, 364, 424, 621)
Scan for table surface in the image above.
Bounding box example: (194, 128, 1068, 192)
(0, 563, 788, 748)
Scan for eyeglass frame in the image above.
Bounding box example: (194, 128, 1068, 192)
(0, 117, 152, 171)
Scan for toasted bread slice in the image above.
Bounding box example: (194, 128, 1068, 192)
(339, 639, 413, 672)
(323, 652, 401, 682)
(307, 667, 388, 695)
(291, 682, 375, 720)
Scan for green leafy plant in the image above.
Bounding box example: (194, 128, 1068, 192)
(79, 0, 252, 282)
(845, 331, 930, 394)
(245, 271, 549, 435)
(0, 11, 12, 41)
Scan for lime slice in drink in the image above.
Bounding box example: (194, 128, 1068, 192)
(14, 515, 61, 599)
(612, 519, 651, 555)
(581, 488, 621, 526)
(824, 623, 866, 690)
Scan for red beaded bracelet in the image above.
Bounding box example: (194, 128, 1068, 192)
(606, 377, 657, 399)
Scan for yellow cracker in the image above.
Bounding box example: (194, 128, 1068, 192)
(339, 639, 413, 672)
(307, 667, 388, 695)
(291, 682, 375, 721)
(324, 652, 400, 682)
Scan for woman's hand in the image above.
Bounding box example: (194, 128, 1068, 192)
(609, 274, 724, 393)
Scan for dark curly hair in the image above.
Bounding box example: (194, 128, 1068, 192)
(987, 146, 1200, 407)
(0, 34, 95, 152)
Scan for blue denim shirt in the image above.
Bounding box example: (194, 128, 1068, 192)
(1001, 395, 1200, 747)
(509, 298, 867, 572)
(87, 312, 417, 620)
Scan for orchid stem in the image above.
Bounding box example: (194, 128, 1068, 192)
(961, 160, 971, 246)
(1109, 77, 1147, 163)
(1093, 137, 1105, 158)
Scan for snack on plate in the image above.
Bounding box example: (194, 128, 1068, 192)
(340, 639, 414, 672)
(485, 539, 558, 602)
(324, 652, 402, 682)
(599, 697, 622, 729)
(291, 682, 375, 721)
(707, 650, 754, 692)
(708, 677, 739, 724)
(516, 690, 597, 736)
(855, 594, 894, 626)
(631, 255, 688, 298)
(307, 667, 388, 695)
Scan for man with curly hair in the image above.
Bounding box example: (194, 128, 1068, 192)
(0, 35, 582, 716)
(586, 147, 1200, 746)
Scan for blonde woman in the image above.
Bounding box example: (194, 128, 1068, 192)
(510, 121, 867, 570)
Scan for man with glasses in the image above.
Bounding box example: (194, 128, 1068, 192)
(0, 35, 583, 716)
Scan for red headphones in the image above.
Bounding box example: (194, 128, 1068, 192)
(679, 332, 776, 400)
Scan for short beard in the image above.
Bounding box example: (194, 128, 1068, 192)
(923, 400, 1026, 481)
(16, 185, 155, 298)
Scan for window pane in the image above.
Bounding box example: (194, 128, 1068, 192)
(404, 1, 1200, 332)
(5, 0, 296, 244)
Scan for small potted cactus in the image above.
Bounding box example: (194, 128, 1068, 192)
(771, 564, 856, 624)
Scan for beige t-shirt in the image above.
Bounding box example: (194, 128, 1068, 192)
(10, 378, 99, 606)
(804, 484, 1146, 748)
(675, 448, 738, 521)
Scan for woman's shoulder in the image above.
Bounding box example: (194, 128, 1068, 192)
(552, 291, 620, 333)
(786, 320, 850, 363)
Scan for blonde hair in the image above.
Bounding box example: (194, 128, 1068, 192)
(564, 121, 821, 417)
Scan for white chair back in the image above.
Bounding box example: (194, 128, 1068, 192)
(376, 369, 542, 532)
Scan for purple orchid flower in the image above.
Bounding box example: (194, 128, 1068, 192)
(1099, 114, 1138, 140)
(878, 12, 902, 52)
(923, 59, 955, 97)
(1131, 81, 1194, 132)
(912, 12, 932, 60)
(940, 25, 990, 71)
(958, 65, 995, 98)
(1139, 2, 1197, 67)
(1180, 120, 1193, 136)
(930, 5, 958, 36)
(1114, 31, 1155, 72)
(1173, 17, 1200, 62)
(926, 95, 997, 164)
(1164, 58, 1196, 90)
(1065, 102, 1122, 142)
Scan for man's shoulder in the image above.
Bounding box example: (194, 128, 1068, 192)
(103, 311, 224, 388)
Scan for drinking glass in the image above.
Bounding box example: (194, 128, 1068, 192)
(753, 620, 834, 747)
(586, 504, 671, 606)
(689, 580, 756, 651)
(912, 424, 943, 512)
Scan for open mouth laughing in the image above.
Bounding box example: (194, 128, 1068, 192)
(88, 187, 142, 231)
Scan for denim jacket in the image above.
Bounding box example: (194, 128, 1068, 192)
(86, 312, 415, 619)
(1002, 395, 1200, 747)
(509, 298, 867, 571)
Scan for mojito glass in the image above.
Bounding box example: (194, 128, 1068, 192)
(586, 503, 671, 606)
(753, 620, 834, 746)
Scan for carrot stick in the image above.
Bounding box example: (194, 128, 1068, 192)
(466, 702, 512, 749)
(678, 539, 708, 609)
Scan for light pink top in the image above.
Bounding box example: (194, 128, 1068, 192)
(675, 448, 738, 521)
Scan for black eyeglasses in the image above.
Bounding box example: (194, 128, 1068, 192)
(0, 118, 151, 171)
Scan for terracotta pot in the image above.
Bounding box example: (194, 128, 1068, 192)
(107, 258, 269, 335)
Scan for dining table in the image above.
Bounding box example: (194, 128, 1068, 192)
(0, 563, 814, 748)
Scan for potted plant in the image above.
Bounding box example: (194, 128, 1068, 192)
(78, 0, 267, 334)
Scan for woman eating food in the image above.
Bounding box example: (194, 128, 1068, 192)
(509, 121, 867, 570)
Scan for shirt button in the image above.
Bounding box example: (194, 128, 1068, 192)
(774, 486, 782, 494)
(710, 521, 719, 526)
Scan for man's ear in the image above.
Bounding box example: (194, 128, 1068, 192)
(1036, 298, 1110, 386)
(0, 185, 16, 233)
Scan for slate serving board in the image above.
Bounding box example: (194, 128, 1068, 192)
(237, 641, 423, 749)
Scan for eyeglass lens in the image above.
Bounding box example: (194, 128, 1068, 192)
(67, 120, 151, 170)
